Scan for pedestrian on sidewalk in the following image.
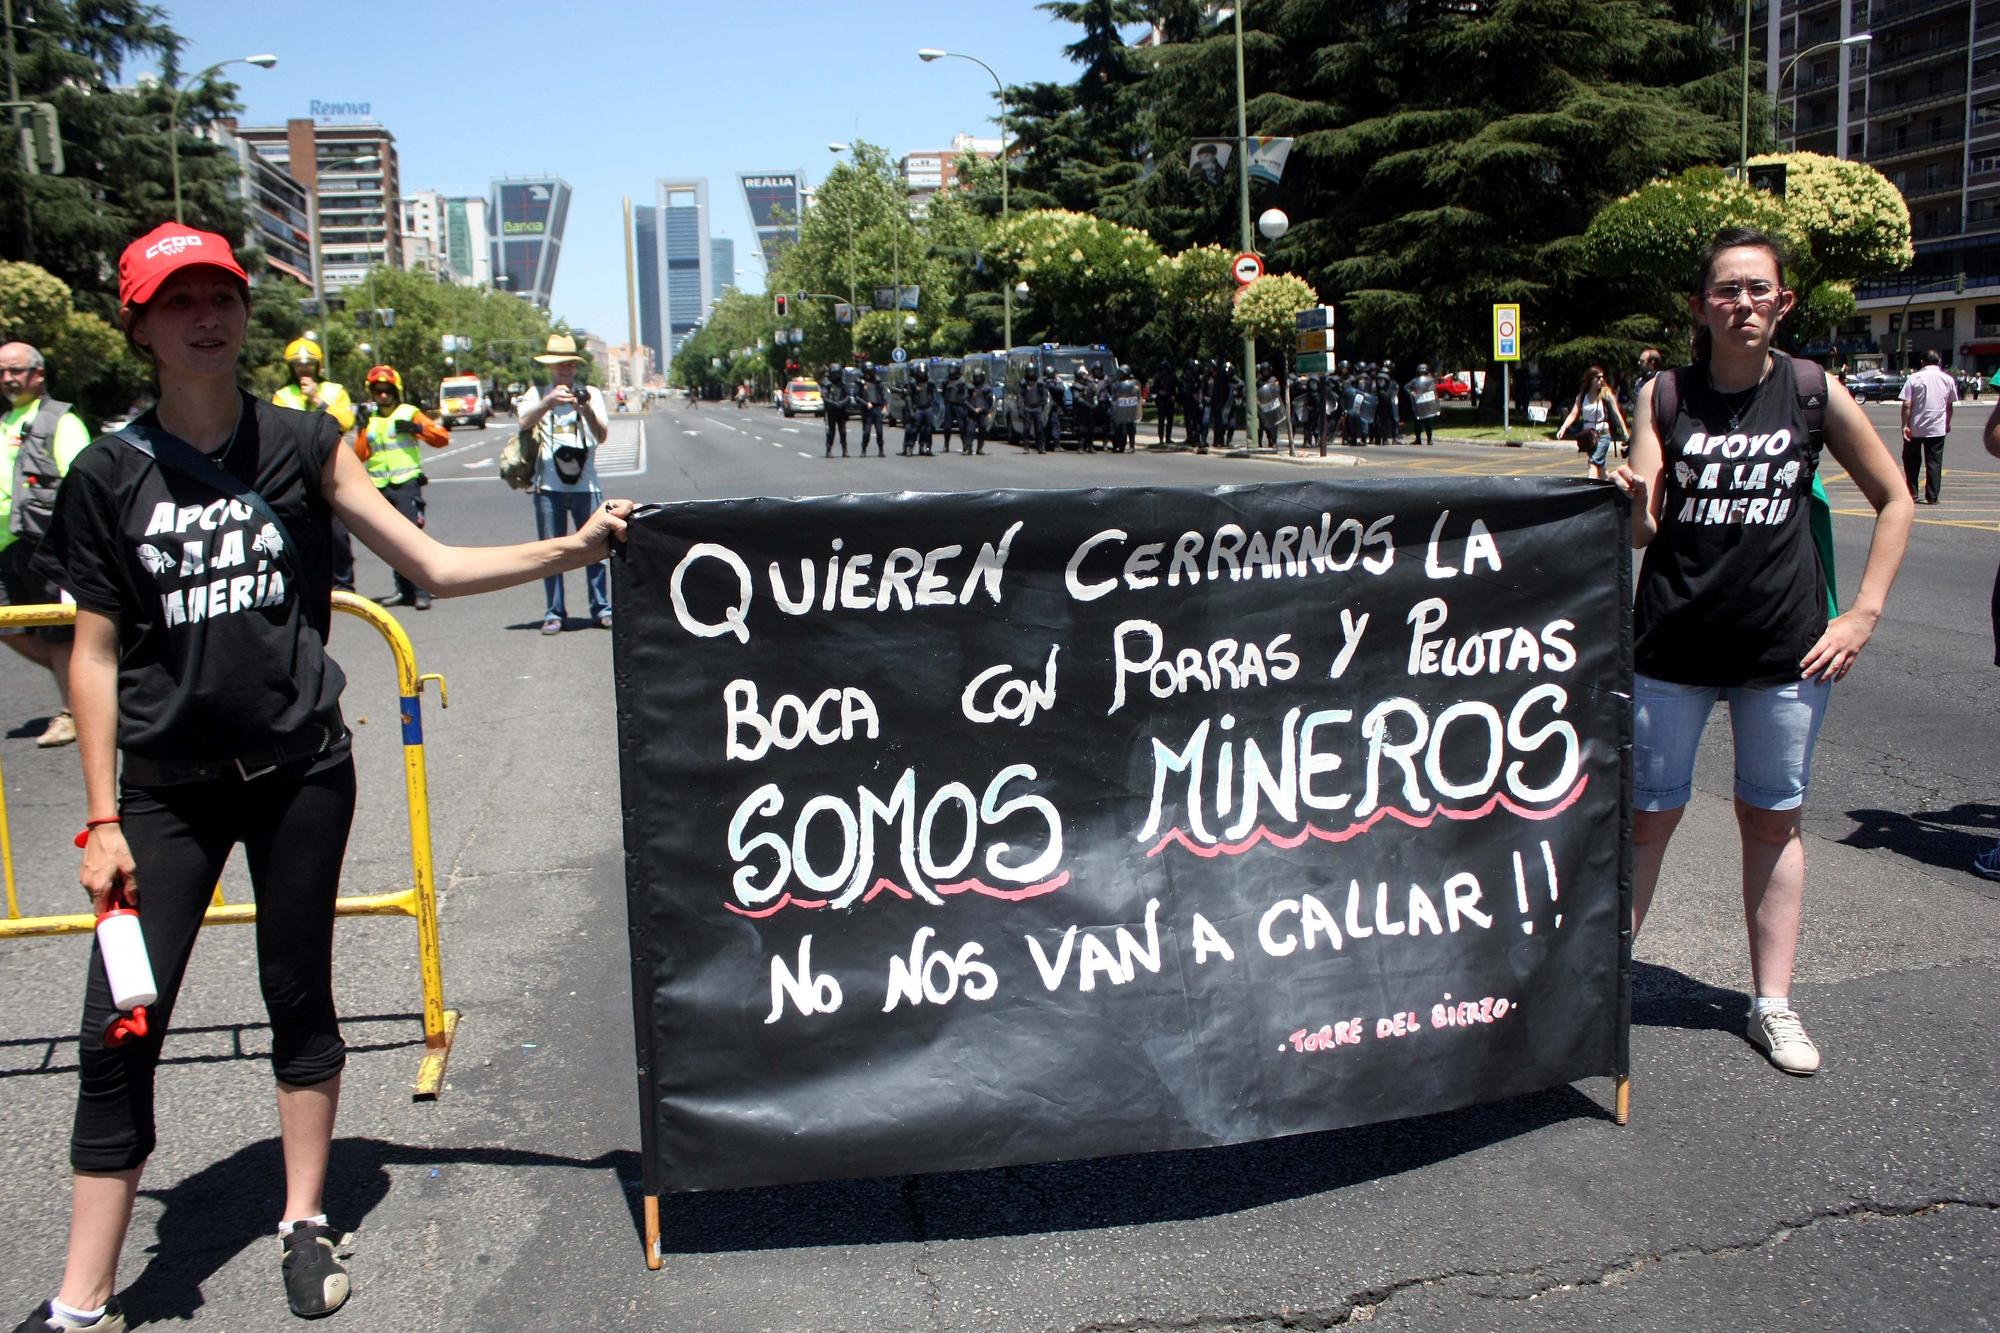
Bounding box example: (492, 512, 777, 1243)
(1898, 349, 1957, 504)
(12, 224, 637, 1333)
(1611, 224, 1912, 1078)
(515, 334, 613, 633)
(0, 341, 91, 747)
(355, 365, 448, 611)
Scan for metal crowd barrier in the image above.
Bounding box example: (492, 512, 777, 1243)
(0, 592, 459, 1099)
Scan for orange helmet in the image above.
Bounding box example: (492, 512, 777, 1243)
(364, 365, 403, 394)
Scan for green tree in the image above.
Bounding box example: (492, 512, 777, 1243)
(1586, 153, 1910, 360)
(313, 268, 570, 406)
(1111, 1, 1750, 411)
(1000, 0, 1151, 215)
(0, 260, 148, 422)
(991, 208, 1162, 346)
(1233, 272, 1320, 366)
(0, 1, 251, 320)
(1149, 243, 1237, 364)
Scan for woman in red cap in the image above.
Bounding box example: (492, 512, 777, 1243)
(13, 224, 636, 1333)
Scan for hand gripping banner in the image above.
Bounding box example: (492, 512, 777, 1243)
(614, 479, 1632, 1198)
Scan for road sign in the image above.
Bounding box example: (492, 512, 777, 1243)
(1296, 328, 1335, 354)
(891, 347, 908, 364)
(1493, 303, 1521, 362)
(1232, 252, 1264, 285)
(1294, 304, 1335, 331)
(1295, 352, 1333, 373)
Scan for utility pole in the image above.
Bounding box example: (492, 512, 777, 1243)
(1235, 4, 1257, 440)
(3, 0, 33, 260)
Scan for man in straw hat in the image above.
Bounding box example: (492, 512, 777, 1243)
(515, 334, 611, 633)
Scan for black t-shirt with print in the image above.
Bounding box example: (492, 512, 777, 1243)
(1634, 355, 1828, 687)
(33, 393, 348, 761)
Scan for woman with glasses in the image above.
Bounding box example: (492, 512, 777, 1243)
(1611, 225, 1912, 1079)
(1556, 365, 1627, 479)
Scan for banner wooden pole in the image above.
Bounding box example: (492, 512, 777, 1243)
(644, 1195, 662, 1270)
(1614, 1074, 1631, 1125)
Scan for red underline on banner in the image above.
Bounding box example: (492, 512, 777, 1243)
(722, 871, 1072, 918)
(1144, 776, 1590, 860)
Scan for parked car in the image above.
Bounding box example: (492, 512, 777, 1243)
(781, 378, 823, 417)
(1436, 373, 1474, 400)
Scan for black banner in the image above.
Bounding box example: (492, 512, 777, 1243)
(614, 479, 1631, 1195)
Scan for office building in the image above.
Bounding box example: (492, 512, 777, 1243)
(399, 189, 447, 279)
(899, 134, 1002, 205)
(444, 196, 492, 287)
(205, 120, 312, 286)
(739, 171, 803, 272)
(236, 119, 401, 292)
(1745, 1, 2000, 371)
(634, 178, 712, 368)
(490, 176, 573, 307)
(710, 236, 736, 306)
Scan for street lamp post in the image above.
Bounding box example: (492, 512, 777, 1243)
(918, 47, 1010, 350)
(1777, 33, 1872, 135)
(1231, 7, 1257, 439)
(169, 53, 277, 223)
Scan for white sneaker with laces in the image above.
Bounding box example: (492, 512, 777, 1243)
(1748, 1007, 1821, 1076)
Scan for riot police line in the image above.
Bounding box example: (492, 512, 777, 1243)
(801, 348, 1449, 458)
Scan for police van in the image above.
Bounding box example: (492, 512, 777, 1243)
(881, 357, 960, 427)
(1001, 344, 1118, 446)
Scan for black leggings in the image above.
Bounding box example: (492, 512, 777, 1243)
(71, 758, 356, 1172)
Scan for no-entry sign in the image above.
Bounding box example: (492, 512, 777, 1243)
(1233, 252, 1264, 285)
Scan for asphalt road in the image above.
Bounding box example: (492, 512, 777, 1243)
(0, 400, 1991, 1331)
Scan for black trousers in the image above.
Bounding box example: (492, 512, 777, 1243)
(904, 415, 932, 455)
(329, 517, 355, 592)
(969, 410, 990, 452)
(378, 478, 427, 599)
(941, 404, 970, 452)
(859, 408, 885, 453)
(1156, 396, 1176, 443)
(1903, 434, 1945, 502)
(825, 410, 849, 454)
(72, 758, 357, 1171)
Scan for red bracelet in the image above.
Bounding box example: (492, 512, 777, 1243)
(74, 815, 120, 849)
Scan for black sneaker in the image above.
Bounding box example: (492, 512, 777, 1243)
(13, 1301, 126, 1332)
(280, 1223, 352, 1318)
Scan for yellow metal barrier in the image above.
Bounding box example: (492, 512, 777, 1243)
(0, 592, 458, 1099)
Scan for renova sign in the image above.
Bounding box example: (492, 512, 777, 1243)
(309, 100, 372, 118)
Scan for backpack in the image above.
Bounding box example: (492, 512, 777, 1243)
(1649, 356, 1839, 618)
(11, 397, 73, 538)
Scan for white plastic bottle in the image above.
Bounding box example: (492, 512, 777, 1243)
(96, 907, 157, 1011)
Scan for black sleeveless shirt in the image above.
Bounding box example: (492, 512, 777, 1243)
(1634, 355, 1828, 687)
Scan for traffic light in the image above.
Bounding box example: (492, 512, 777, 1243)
(774, 293, 789, 319)
(27, 103, 62, 175)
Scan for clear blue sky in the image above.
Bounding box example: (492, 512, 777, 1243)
(154, 1, 1098, 338)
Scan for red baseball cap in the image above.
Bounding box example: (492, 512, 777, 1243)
(118, 224, 249, 308)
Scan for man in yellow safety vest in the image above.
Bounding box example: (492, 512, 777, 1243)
(272, 337, 360, 590)
(358, 364, 448, 610)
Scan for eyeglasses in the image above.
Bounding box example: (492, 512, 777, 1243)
(1705, 281, 1781, 307)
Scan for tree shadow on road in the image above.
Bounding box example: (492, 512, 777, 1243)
(120, 1136, 643, 1327)
(1840, 801, 1999, 884)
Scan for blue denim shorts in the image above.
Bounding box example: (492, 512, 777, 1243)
(1632, 673, 1832, 812)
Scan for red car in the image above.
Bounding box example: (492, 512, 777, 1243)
(1436, 373, 1474, 400)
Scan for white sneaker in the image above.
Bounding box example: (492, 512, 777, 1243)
(1748, 1007, 1822, 1076)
